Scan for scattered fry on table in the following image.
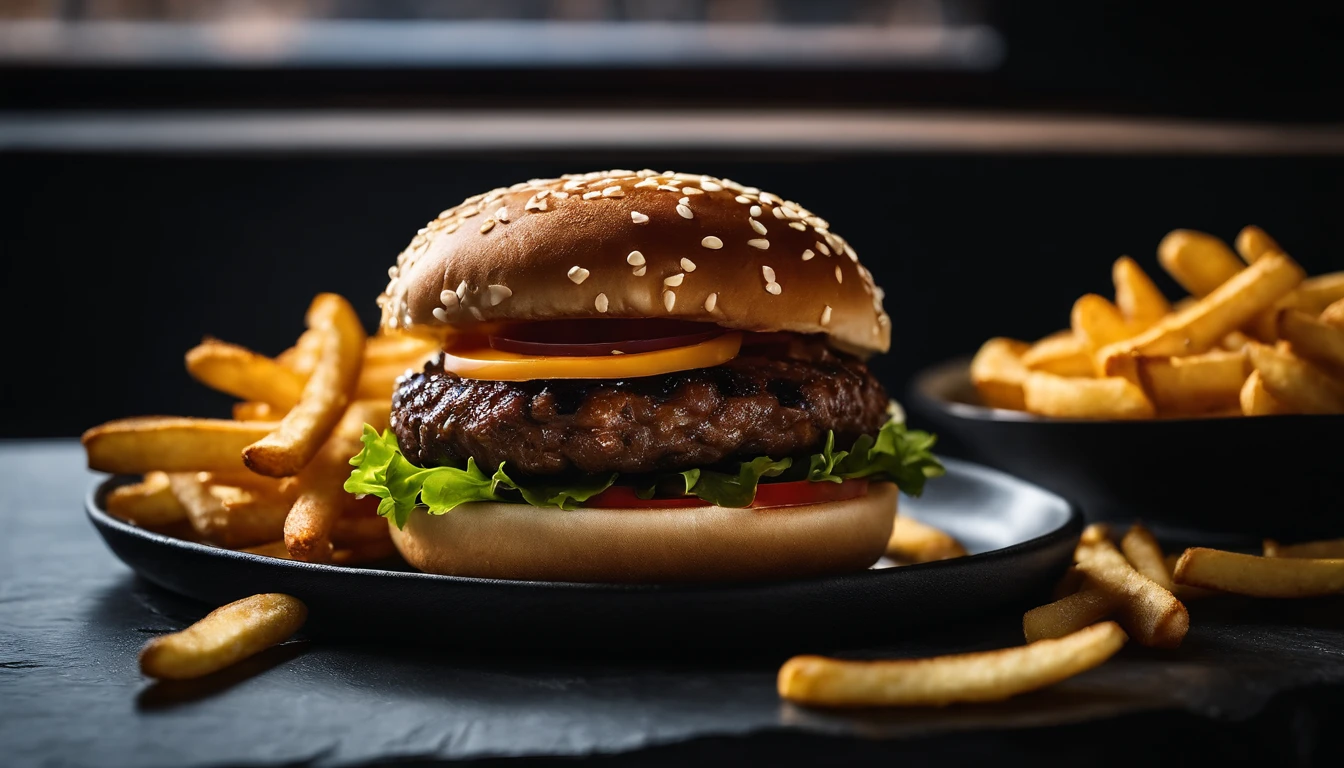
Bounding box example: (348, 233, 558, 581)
(139, 593, 308, 680)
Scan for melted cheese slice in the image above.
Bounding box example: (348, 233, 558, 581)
(441, 332, 743, 381)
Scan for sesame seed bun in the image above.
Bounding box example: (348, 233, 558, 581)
(379, 169, 890, 356)
(388, 482, 898, 583)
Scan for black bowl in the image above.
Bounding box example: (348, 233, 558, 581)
(907, 357, 1343, 544)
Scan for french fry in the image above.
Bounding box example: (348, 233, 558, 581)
(284, 401, 389, 562)
(1071, 294, 1132, 365)
(1173, 548, 1344, 598)
(1135, 349, 1248, 415)
(970, 337, 1031, 410)
(1112, 256, 1171, 328)
(82, 417, 278, 475)
(1239, 369, 1289, 416)
(185, 339, 306, 411)
(1322, 298, 1344, 329)
(1099, 253, 1304, 372)
(1263, 538, 1344, 559)
(241, 540, 294, 560)
(277, 328, 322, 377)
(333, 516, 391, 546)
(244, 293, 367, 477)
(1120, 523, 1173, 591)
(196, 470, 299, 500)
(139, 593, 307, 680)
(885, 515, 968, 564)
(1021, 331, 1094, 377)
(355, 360, 416, 401)
(1023, 372, 1156, 420)
(1164, 553, 1216, 601)
(167, 473, 289, 548)
(1252, 273, 1344, 341)
(1157, 229, 1244, 297)
(1278, 309, 1344, 376)
(364, 333, 439, 365)
(778, 621, 1127, 707)
(106, 471, 188, 527)
(1220, 330, 1253, 351)
(1247, 342, 1344, 414)
(1075, 536, 1188, 648)
(1023, 585, 1116, 643)
(1234, 225, 1282, 264)
(233, 401, 280, 421)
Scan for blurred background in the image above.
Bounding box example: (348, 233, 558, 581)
(2, 0, 1342, 438)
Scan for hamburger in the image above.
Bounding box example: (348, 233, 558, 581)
(346, 169, 943, 583)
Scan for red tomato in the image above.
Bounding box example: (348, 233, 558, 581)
(584, 478, 869, 510)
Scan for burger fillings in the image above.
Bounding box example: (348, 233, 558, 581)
(346, 169, 943, 582)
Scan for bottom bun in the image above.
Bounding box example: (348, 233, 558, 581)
(390, 482, 898, 583)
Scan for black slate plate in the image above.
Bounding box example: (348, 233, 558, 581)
(87, 458, 1081, 650)
(909, 357, 1344, 543)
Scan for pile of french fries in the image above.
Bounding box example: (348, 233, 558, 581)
(971, 226, 1344, 418)
(83, 292, 439, 565)
(781, 523, 1343, 708)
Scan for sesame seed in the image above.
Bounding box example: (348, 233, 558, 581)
(734, 195, 752, 204)
(442, 221, 460, 234)
(704, 293, 718, 311)
(835, 266, 843, 283)
(567, 266, 590, 284)
(845, 243, 858, 261)
(761, 192, 782, 205)
(611, 350, 624, 355)
(678, 196, 690, 205)
(582, 191, 601, 200)
(469, 307, 485, 320)
(821, 306, 832, 325)
(750, 218, 768, 235)
(816, 241, 831, 256)
(766, 282, 782, 295)
(749, 205, 762, 217)
(676, 204, 694, 219)
(663, 291, 676, 312)
(700, 181, 723, 192)
(439, 290, 458, 308)
(664, 273, 685, 287)
(387, 315, 399, 330)
(432, 307, 448, 322)
(634, 178, 658, 188)
(682, 187, 703, 195)
(631, 211, 649, 224)
(788, 222, 806, 231)
(626, 250, 645, 266)
(536, 189, 551, 199)
(602, 186, 625, 198)
(595, 293, 609, 313)
(701, 236, 723, 249)
(658, 184, 680, 192)
(802, 249, 815, 261)
(479, 219, 496, 234)
(633, 266, 647, 276)
(878, 314, 889, 327)
(388, 266, 399, 278)
(762, 265, 776, 282)
(456, 280, 468, 300)
(680, 257, 696, 272)
(525, 198, 548, 212)
(563, 179, 584, 190)
(748, 239, 769, 250)
(772, 207, 786, 220)
(486, 284, 512, 306)
(495, 207, 510, 222)
(552, 191, 570, 199)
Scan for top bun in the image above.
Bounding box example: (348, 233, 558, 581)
(378, 169, 890, 355)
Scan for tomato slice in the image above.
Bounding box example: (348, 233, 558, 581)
(584, 478, 869, 510)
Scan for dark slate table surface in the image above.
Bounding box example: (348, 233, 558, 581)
(2, 440, 1342, 767)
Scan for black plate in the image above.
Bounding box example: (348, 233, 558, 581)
(87, 458, 1080, 650)
(909, 357, 1343, 544)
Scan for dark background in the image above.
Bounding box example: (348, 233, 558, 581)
(3, 1, 1342, 438)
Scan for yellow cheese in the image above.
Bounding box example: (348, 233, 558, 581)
(442, 332, 743, 381)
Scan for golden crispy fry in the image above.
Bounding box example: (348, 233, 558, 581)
(1023, 373, 1156, 420)
(1157, 229, 1244, 297)
(1220, 330, 1253, 351)
(1021, 331, 1094, 377)
(167, 473, 289, 548)
(1071, 294, 1132, 365)
(1112, 256, 1171, 328)
(778, 621, 1127, 707)
(82, 417, 278, 475)
(1239, 369, 1289, 416)
(970, 337, 1031, 410)
(364, 333, 439, 365)
(1120, 523, 1173, 591)
(277, 328, 323, 377)
(139, 593, 307, 680)
(284, 401, 389, 562)
(1322, 298, 1344, 329)
(1075, 536, 1188, 648)
(1263, 538, 1344, 559)
(196, 470, 299, 500)
(106, 471, 188, 527)
(885, 515, 968, 564)
(1278, 309, 1344, 376)
(233, 401, 280, 421)
(1023, 585, 1116, 643)
(185, 339, 306, 410)
(333, 515, 391, 546)
(1079, 522, 1113, 546)
(244, 294, 367, 477)
(355, 360, 417, 401)
(1234, 225, 1282, 264)
(1099, 253, 1304, 372)
(1163, 553, 1217, 601)
(1135, 349, 1248, 415)
(1173, 548, 1344, 597)
(1247, 342, 1344, 414)
(1297, 273, 1344, 314)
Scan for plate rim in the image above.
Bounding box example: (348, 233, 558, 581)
(86, 456, 1083, 594)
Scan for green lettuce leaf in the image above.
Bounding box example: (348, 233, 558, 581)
(685, 456, 793, 508)
(816, 419, 945, 497)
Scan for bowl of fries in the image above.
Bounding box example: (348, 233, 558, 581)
(909, 226, 1344, 540)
